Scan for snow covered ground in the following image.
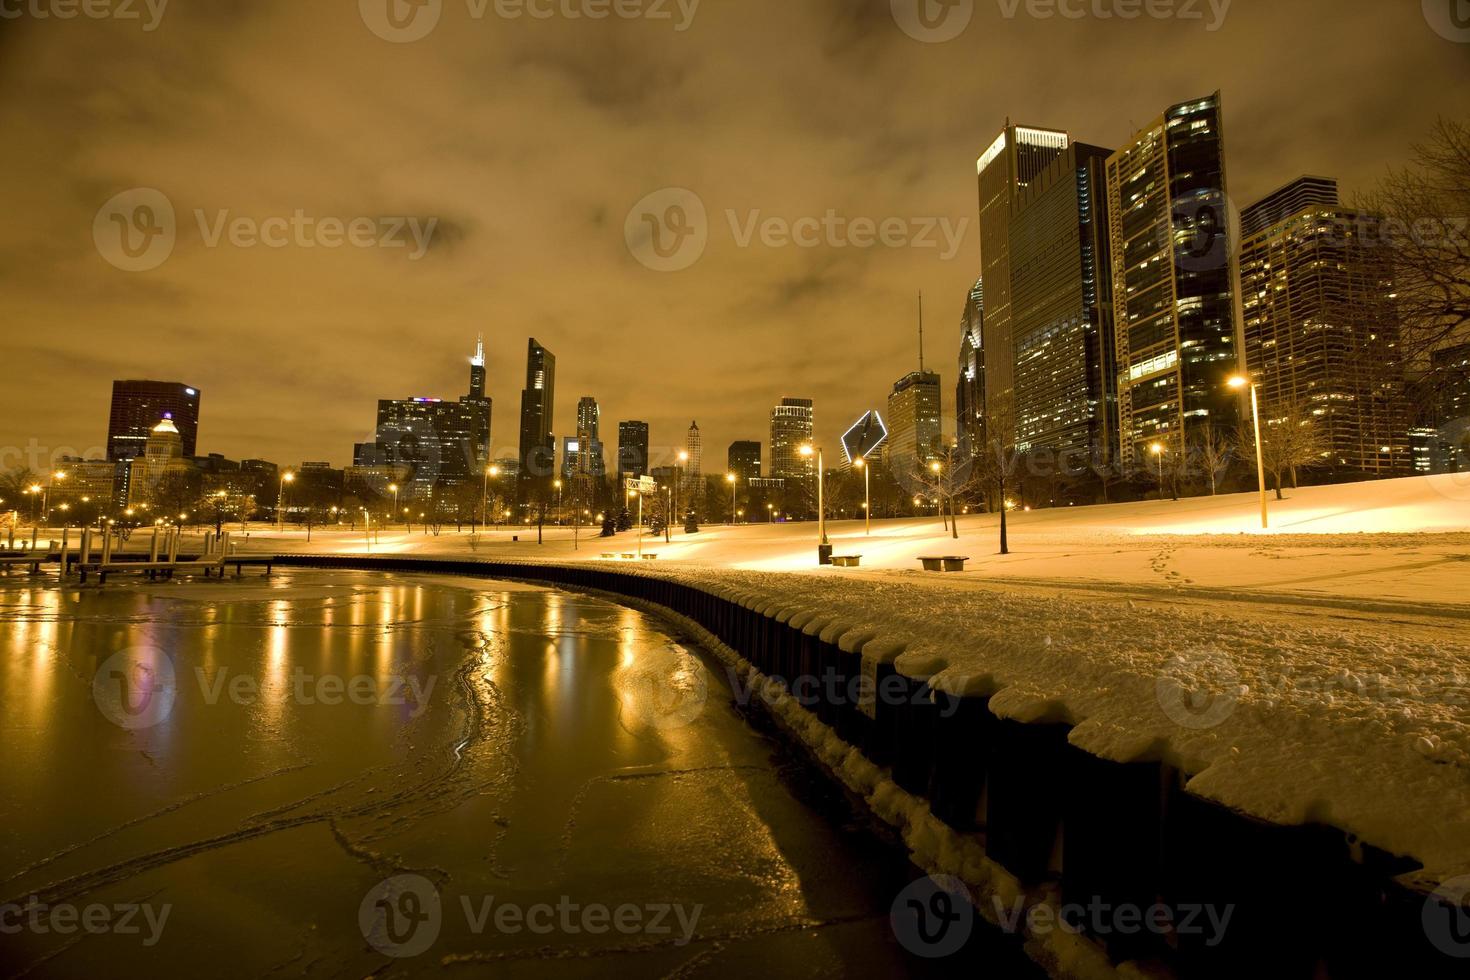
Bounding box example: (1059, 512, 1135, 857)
(93, 474, 1470, 885)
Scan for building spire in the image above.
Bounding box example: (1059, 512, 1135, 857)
(471, 333, 485, 368)
(918, 290, 925, 373)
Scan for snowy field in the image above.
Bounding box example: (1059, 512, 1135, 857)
(71, 474, 1470, 887)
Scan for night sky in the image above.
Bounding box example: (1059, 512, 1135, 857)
(2, 0, 1466, 470)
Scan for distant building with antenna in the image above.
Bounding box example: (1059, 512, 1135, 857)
(887, 292, 942, 489)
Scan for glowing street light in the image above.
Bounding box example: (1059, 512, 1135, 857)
(482, 464, 502, 527)
(388, 482, 400, 526)
(725, 472, 737, 525)
(1230, 374, 1269, 529)
(799, 443, 829, 562)
(277, 470, 296, 530)
(853, 457, 871, 535)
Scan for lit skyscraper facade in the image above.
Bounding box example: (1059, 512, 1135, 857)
(886, 371, 942, 487)
(107, 380, 201, 461)
(1106, 92, 1242, 463)
(562, 396, 605, 478)
(977, 124, 1070, 405)
(1239, 177, 1411, 475)
(955, 279, 985, 465)
(684, 421, 704, 515)
(517, 338, 556, 500)
(1010, 142, 1117, 460)
(617, 421, 650, 482)
(769, 398, 815, 480)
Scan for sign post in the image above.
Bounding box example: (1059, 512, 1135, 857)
(625, 477, 658, 558)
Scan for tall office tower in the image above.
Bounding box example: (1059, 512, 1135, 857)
(956, 278, 986, 464)
(1106, 92, 1242, 463)
(1420, 343, 1470, 473)
(517, 338, 556, 500)
(684, 421, 704, 514)
(108, 380, 201, 461)
(887, 371, 943, 487)
(1010, 142, 1118, 460)
(769, 398, 815, 479)
(563, 396, 605, 478)
(463, 335, 492, 469)
(727, 441, 762, 481)
(977, 123, 1070, 405)
(617, 421, 650, 482)
(1239, 177, 1412, 475)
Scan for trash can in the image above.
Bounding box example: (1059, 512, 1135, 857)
(818, 543, 833, 565)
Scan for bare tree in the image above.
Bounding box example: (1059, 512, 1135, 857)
(1243, 405, 1330, 500)
(1358, 118, 1470, 363)
(971, 393, 1019, 555)
(1191, 423, 1236, 496)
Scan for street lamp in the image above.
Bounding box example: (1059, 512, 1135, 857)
(799, 443, 829, 563)
(1229, 374, 1269, 529)
(388, 482, 400, 526)
(553, 478, 563, 526)
(483, 464, 501, 528)
(725, 473, 737, 525)
(1150, 442, 1165, 490)
(277, 471, 295, 530)
(853, 457, 871, 535)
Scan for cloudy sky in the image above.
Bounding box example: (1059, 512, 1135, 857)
(1, 0, 1466, 472)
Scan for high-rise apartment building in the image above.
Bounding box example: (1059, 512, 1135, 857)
(1010, 142, 1117, 460)
(107, 380, 201, 461)
(956, 279, 985, 464)
(727, 441, 762, 482)
(617, 421, 650, 483)
(562, 396, 605, 478)
(769, 398, 815, 480)
(887, 371, 942, 486)
(1106, 92, 1242, 462)
(517, 338, 556, 499)
(1239, 177, 1412, 475)
(977, 124, 1070, 405)
(684, 421, 704, 515)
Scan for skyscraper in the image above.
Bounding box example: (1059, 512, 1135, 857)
(977, 123, 1070, 405)
(107, 380, 201, 461)
(362, 339, 492, 501)
(727, 441, 762, 481)
(617, 421, 650, 483)
(1010, 142, 1117, 460)
(563, 396, 605, 478)
(887, 371, 942, 487)
(1239, 177, 1411, 475)
(956, 279, 985, 465)
(684, 421, 704, 515)
(1105, 92, 1242, 463)
(517, 338, 556, 500)
(769, 398, 815, 480)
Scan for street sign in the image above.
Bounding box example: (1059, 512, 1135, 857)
(625, 477, 658, 495)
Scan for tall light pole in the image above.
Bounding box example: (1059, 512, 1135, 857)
(482, 464, 501, 529)
(854, 457, 871, 535)
(1230, 375, 1269, 529)
(553, 478, 563, 526)
(726, 473, 737, 525)
(799, 444, 828, 563)
(277, 471, 295, 531)
(41, 471, 65, 526)
(388, 482, 400, 527)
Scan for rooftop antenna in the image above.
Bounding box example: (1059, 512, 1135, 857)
(918, 291, 925, 373)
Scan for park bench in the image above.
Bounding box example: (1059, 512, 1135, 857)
(918, 556, 970, 573)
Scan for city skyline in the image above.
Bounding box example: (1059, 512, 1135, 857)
(1, 2, 1464, 470)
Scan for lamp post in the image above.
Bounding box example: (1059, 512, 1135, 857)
(854, 457, 871, 535)
(725, 473, 737, 525)
(553, 478, 563, 526)
(799, 444, 829, 564)
(1230, 375, 1269, 529)
(1150, 442, 1165, 495)
(277, 471, 295, 531)
(388, 482, 400, 527)
(483, 464, 501, 529)
(41, 471, 65, 526)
